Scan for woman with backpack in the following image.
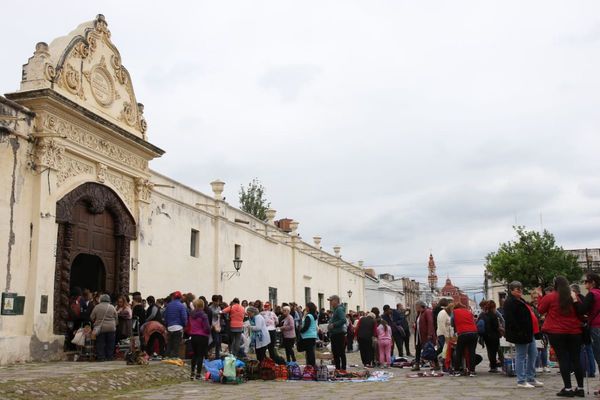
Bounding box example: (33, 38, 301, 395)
(247, 306, 270, 362)
(299, 302, 318, 367)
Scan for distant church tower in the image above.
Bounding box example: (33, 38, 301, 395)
(427, 253, 438, 292)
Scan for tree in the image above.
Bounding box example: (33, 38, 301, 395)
(239, 179, 271, 221)
(486, 226, 581, 290)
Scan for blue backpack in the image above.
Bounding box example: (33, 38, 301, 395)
(476, 318, 486, 335)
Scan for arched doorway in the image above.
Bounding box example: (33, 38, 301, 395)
(70, 254, 106, 293)
(54, 182, 136, 334)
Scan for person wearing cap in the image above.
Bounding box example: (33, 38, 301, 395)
(260, 301, 279, 359)
(164, 291, 188, 358)
(89, 294, 118, 361)
(327, 294, 347, 372)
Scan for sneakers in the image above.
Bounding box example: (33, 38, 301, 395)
(528, 379, 544, 387)
(488, 368, 499, 373)
(574, 388, 585, 398)
(556, 388, 575, 397)
(543, 367, 552, 373)
(536, 367, 543, 373)
(469, 371, 477, 377)
(517, 382, 535, 388)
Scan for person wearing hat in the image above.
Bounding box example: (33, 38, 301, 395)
(164, 291, 188, 358)
(327, 294, 348, 372)
(89, 294, 118, 361)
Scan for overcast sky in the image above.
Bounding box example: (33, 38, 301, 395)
(2, 1, 600, 294)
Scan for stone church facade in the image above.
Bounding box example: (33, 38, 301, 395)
(0, 15, 366, 365)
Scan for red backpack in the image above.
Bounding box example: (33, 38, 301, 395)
(259, 357, 276, 380)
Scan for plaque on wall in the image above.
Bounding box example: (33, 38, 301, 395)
(2, 292, 25, 315)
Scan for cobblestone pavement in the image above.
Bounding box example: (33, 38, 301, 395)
(1, 350, 597, 399)
(116, 351, 592, 400)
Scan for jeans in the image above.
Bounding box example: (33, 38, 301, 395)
(190, 335, 208, 376)
(95, 331, 115, 361)
(548, 333, 583, 389)
(212, 330, 222, 359)
(436, 335, 446, 357)
(229, 331, 242, 358)
(515, 336, 538, 384)
(591, 327, 600, 371)
(330, 332, 347, 370)
(536, 347, 548, 368)
(167, 330, 183, 358)
(581, 343, 596, 377)
(454, 333, 478, 372)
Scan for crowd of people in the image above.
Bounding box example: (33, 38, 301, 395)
(66, 272, 600, 397)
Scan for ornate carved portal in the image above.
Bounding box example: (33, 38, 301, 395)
(54, 182, 135, 334)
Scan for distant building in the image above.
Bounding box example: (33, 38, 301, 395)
(566, 248, 600, 272)
(364, 273, 405, 313)
(440, 278, 470, 308)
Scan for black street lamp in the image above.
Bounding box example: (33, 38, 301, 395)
(222, 259, 243, 280)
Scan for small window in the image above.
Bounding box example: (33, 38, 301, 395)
(305, 287, 311, 305)
(190, 229, 199, 257)
(234, 244, 242, 260)
(318, 293, 324, 311)
(269, 287, 278, 306)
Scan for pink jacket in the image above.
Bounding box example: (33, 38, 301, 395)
(281, 314, 296, 339)
(377, 324, 392, 341)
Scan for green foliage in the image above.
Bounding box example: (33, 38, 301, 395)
(239, 179, 271, 221)
(486, 226, 581, 290)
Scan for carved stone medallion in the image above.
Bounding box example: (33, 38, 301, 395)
(88, 63, 115, 107)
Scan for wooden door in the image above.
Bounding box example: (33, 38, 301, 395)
(72, 201, 117, 295)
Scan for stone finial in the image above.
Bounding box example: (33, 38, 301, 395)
(289, 221, 299, 235)
(333, 246, 341, 257)
(313, 236, 322, 248)
(210, 180, 225, 200)
(265, 208, 277, 225)
(35, 42, 50, 56)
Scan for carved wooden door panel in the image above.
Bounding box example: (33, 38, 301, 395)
(72, 201, 117, 294)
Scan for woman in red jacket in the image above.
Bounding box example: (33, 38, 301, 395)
(538, 276, 585, 397)
(451, 302, 478, 376)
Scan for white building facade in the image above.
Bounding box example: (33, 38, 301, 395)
(0, 15, 365, 365)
